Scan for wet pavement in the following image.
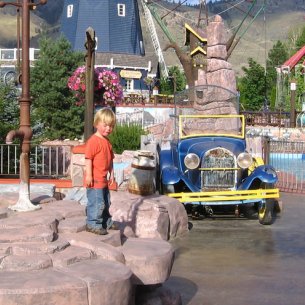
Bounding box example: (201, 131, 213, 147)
(164, 193, 305, 305)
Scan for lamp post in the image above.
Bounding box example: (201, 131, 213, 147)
(0, 0, 47, 212)
(16, 0, 21, 77)
(290, 80, 296, 128)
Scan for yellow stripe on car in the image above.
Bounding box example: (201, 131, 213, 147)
(168, 188, 280, 203)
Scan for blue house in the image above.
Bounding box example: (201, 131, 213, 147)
(60, 0, 158, 98)
(61, 0, 145, 55)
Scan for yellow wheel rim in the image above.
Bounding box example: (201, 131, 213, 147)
(258, 206, 266, 219)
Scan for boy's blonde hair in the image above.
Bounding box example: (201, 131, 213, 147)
(94, 108, 116, 127)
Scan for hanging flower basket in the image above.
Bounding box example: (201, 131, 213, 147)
(68, 66, 123, 106)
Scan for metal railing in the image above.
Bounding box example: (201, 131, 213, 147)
(0, 48, 39, 61)
(241, 111, 292, 127)
(122, 94, 174, 105)
(0, 144, 72, 179)
(268, 140, 305, 193)
(1, 139, 304, 194)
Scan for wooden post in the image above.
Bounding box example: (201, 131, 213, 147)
(84, 27, 96, 141)
(263, 136, 270, 165)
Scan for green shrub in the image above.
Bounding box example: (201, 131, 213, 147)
(0, 82, 19, 143)
(109, 123, 146, 154)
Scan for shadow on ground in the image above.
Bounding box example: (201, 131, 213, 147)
(164, 276, 197, 304)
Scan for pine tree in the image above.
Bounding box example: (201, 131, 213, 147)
(30, 36, 84, 140)
(266, 40, 288, 109)
(0, 82, 19, 143)
(239, 58, 266, 111)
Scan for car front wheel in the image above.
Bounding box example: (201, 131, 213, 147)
(258, 199, 275, 225)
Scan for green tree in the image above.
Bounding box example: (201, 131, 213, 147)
(0, 82, 19, 143)
(295, 24, 305, 50)
(239, 58, 266, 111)
(160, 66, 186, 94)
(266, 40, 289, 109)
(30, 36, 84, 140)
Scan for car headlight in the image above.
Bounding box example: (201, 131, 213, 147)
(237, 152, 253, 169)
(184, 153, 200, 169)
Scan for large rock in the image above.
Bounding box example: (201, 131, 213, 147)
(0, 269, 88, 305)
(110, 191, 188, 240)
(60, 260, 133, 305)
(0, 190, 186, 303)
(122, 238, 175, 285)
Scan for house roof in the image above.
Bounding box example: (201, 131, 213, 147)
(184, 23, 207, 46)
(95, 52, 159, 74)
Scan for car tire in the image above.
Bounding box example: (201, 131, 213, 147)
(258, 199, 275, 225)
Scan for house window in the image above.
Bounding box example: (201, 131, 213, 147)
(67, 4, 73, 18)
(118, 4, 125, 17)
(125, 79, 134, 91)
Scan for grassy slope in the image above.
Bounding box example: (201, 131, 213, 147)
(142, 1, 305, 76)
(0, 11, 42, 48)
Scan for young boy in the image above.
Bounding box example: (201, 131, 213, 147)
(84, 108, 118, 235)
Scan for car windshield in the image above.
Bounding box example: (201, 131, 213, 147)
(178, 115, 244, 139)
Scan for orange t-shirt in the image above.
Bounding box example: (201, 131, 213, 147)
(84, 134, 114, 188)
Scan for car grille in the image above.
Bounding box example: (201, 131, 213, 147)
(201, 147, 236, 190)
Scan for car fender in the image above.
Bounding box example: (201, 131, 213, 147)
(238, 165, 278, 190)
(162, 166, 181, 185)
(159, 149, 173, 169)
(159, 149, 181, 185)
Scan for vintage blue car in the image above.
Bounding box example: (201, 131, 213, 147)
(158, 113, 280, 225)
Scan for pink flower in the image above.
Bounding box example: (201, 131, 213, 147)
(68, 66, 123, 106)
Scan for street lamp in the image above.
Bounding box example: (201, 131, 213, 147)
(290, 80, 297, 128)
(1, 0, 47, 212)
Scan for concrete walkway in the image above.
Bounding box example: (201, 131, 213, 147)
(164, 192, 305, 305)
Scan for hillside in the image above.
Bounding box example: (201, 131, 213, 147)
(141, 0, 305, 76)
(0, 0, 304, 76)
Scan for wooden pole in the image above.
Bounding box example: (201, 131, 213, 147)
(84, 27, 96, 141)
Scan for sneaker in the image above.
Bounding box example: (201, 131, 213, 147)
(86, 226, 108, 235)
(108, 223, 120, 230)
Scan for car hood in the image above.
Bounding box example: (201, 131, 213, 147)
(178, 137, 246, 158)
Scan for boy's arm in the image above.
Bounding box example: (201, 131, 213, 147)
(85, 158, 93, 187)
(108, 160, 114, 184)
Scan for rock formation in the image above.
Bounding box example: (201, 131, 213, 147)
(194, 15, 238, 115)
(0, 187, 188, 305)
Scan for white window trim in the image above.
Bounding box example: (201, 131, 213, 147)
(67, 4, 73, 18)
(126, 79, 134, 92)
(117, 4, 125, 17)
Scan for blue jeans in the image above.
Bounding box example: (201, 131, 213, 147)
(86, 188, 113, 230)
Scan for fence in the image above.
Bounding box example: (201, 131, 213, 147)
(241, 111, 291, 127)
(0, 144, 72, 179)
(1, 139, 305, 193)
(0, 48, 39, 61)
(268, 140, 305, 193)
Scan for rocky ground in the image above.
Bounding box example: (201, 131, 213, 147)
(0, 187, 188, 305)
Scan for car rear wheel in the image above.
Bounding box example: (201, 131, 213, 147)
(258, 199, 275, 225)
